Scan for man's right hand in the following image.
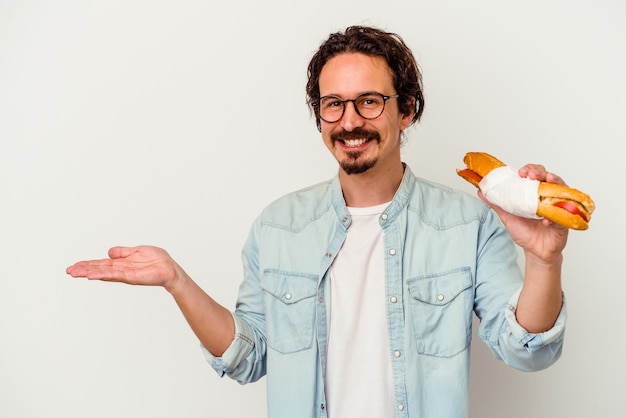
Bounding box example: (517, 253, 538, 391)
(66, 245, 235, 355)
(66, 245, 185, 291)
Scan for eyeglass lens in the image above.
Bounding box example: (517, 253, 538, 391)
(319, 92, 392, 123)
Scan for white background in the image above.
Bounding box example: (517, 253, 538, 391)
(1, 1, 624, 417)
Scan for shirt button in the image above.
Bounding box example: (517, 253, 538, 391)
(284, 293, 292, 300)
(390, 296, 398, 303)
(437, 294, 444, 301)
(381, 213, 388, 220)
(389, 249, 397, 256)
(398, 404, 405, 411)
(326, 252, 332, 258)
(342, 217, 348, 223)
(394, 350, 401, 357)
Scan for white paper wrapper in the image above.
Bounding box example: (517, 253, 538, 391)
(478, 166, 542, 219)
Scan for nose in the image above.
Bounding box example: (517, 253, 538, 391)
(339, 101, 365, 131)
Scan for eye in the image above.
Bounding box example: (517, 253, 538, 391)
(321, 97, 342, 109)
(320, 97, 345, 114)
(357, 94, 383, 108)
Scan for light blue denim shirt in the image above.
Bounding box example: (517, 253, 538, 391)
(203, 165, 566, 418)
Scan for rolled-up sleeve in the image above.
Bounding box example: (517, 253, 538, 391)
(201, 218, 269, 384)
(202, 313, 257, 378)
(485, 287, 567, 372)
(506, 287, 567, 352)
(475, 210, 567, 372)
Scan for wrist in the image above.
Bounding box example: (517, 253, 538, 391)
(524, 249, 563, 268)
(163, 264, 189, 296)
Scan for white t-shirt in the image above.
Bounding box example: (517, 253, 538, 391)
(325, 202, 395, 418)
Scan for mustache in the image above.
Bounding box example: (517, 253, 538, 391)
(331, 128, 380, 143)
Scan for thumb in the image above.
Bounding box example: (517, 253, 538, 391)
(107, 246, 138, 259)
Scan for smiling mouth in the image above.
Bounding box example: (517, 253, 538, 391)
(332, 128, 380, 149)
(342, 138, 369, 147)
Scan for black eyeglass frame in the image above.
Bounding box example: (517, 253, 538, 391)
(315, 92, 400, 123)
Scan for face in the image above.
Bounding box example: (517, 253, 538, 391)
(318, 53, 413, 176)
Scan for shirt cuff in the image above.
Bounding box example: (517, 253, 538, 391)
(504, 287, 567, 352)
(201, 313, 256, 377)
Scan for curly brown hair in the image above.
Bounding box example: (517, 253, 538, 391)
(306, 25, 425, 132)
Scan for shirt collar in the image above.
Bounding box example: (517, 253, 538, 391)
(330, 164, 416, 228)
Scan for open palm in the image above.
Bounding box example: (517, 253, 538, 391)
(66, 245, 182, 288)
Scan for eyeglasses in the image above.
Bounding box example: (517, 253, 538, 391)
(316, 92, 399, 123)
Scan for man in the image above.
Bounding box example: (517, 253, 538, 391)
(66, 25, 568, 418)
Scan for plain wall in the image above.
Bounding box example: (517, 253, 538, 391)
(1, 1, 624, 417)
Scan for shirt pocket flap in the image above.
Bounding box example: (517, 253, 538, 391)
(260, 271, 318, 305)
(408, 269, 472, 306)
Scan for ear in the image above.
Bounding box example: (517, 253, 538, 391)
(399, 97, 416, 130)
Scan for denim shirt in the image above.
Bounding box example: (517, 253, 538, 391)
(204, 166, 566, 418)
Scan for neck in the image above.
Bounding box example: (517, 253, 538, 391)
(339, 162, 404, 207)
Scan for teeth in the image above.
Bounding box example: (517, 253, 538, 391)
(344, 138, 367, 147)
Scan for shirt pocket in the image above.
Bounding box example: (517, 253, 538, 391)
(407, 268, 473, 357)
(260, 270, 319, 354)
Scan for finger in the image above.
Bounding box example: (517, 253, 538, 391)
(66, 254, 133, 275)
(108, 246, 138, 259)
(518, 164, 547, 181)
(66, 259, 112, 276)
(66, 257, 112, 273)
(66, 246, 130, 277)
(477, 189, 498, 210)
(545, 172, 567, 186)
(517, 166, 530, 178)
(66, 262, 131, 281)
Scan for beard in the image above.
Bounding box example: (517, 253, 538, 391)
(331, 128, 381, 175)
(339, 151, 377, 174)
